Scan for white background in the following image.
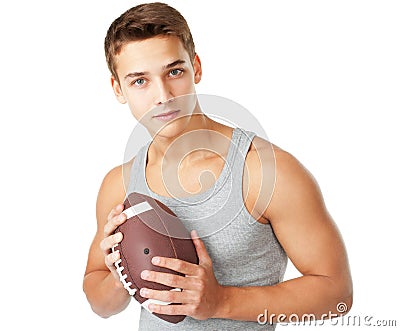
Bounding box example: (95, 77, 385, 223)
(0, 0, 399, 329)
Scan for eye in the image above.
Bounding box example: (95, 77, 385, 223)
(169, 68, 183, 77)
(132, 78, 146, 87)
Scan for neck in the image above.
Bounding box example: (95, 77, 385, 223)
(148, 107, 220, 166)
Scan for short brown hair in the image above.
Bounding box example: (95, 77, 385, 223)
(104, 2, 196, 82)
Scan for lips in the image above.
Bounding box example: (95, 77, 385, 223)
(152, 110, 180, 121)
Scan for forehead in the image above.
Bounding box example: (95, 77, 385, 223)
(115, 35, 190, 77)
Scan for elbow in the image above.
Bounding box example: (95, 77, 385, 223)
(82, 277, 129, 319)
(82, 280, 113, 319)
(91, 306, 114, 319)
(83, 291, 114, 319)
(337, 292, 353, 316)
(333, 276, 353, 316)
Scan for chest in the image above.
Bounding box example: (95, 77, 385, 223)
(145, 155, 225, 198)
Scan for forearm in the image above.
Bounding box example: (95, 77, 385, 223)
(83, 270, 131, 318)
(216, 274, 353, 323)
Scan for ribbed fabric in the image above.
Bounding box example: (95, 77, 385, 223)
(126, 127, 287, 330)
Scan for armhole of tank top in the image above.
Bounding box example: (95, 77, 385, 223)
(240, 132, 271, 227)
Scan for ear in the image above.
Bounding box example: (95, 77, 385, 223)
(111, 76, 127, 104)
(193, 54, 202, 84)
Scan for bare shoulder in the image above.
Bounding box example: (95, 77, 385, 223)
(273, 144, 315, 181)
(267, 144, 327, 224)
(96, 158, 134, 224)
(246, 135, 276, 162)
(244, 136, 323, 223)
(247, 136, 310, 178)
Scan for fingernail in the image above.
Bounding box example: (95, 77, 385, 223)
(140, 288, 147, 297)
(141, 270, 149, 279)
(152, 257, 160, 265)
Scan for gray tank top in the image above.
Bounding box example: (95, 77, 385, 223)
(126, 127, 287, 330)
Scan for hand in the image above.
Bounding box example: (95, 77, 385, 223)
(99, 204, 127, 281)
(139, 230, 225, 320)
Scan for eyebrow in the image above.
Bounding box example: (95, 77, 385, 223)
(124, 59, 186, 80)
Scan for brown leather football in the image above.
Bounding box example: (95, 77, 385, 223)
(112, 192, 198, 324)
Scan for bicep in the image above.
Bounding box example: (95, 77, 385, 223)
(267, 151, 350, 280)
(84, 163, 128, 276)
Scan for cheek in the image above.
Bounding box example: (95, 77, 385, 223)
(126, 95, 151, 121)
(173, 76, 196, 95)
(126, 90, 153, 120)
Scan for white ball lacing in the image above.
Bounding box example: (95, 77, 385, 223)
(112, 243, 137, 296)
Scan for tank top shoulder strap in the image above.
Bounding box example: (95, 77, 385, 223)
(126, 140, 151, 196)
(228, 127, 256, 185)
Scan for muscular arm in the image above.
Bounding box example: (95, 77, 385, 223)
(83, 163, 132, 318)
(217, 141, 353, 322)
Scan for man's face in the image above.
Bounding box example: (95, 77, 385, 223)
(111, 35, 202, 137)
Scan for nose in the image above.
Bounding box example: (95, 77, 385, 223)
(154, 79, 172, 106)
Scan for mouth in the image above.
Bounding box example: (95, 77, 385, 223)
(152, 110, 181, 121)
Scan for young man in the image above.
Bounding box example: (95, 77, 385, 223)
(83, 2, 352, 330)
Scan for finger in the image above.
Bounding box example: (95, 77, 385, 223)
(151, 256, 199, 276)
(104, 208, 126, 237)
(139, 287, 186, 304)
(99, 232, 123, 254)
(141, 287, 200, 305)
(148, 302, 193, 316)
(105, 249, 120, 269)
(140, 269, 199, 290)
(107, 203, 124, 222)
(191, 230, 212, 265)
